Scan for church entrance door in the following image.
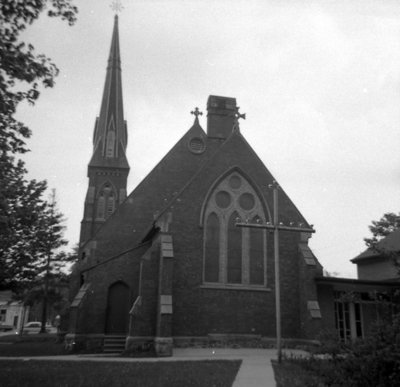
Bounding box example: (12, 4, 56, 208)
(105, 281, 130, 334)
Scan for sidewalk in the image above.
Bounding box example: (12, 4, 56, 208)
(0, 347, 308, 387)
(174, 348, 277, 387)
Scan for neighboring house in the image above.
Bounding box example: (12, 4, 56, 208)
(351, 228, 400, 281)
(27, 278, 70, 327)
(317, 229, 400, 343)
(0, 291, 29, 331)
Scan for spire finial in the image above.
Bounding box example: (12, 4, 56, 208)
(191, 107, 203, 123)
(110, 0, 124, 13)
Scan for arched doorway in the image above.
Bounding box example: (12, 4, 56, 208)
(105, 281, 130, 334)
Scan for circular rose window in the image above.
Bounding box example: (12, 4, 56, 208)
(215, 191, 232, 208)
(239, 193, 255, 210)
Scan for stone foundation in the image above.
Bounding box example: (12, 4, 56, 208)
(64, 333, 105, 353)
(154, 337, 173, 357)
(64, 333, 319, 355)
(124, 336, 155, 356)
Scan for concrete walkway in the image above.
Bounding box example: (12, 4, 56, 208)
(0, 348, 308, 387)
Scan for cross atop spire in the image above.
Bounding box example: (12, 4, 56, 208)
(191, 107, 203, 124)
(110, 0, 124, 13)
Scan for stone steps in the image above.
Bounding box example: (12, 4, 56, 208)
(103, 335, 126, 353)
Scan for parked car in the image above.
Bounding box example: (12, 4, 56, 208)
(0, 324, 18, 337)
(22, 321, 55, 334)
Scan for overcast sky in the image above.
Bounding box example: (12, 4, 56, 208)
(17, 0, 400, 278)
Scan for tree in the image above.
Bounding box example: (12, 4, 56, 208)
(364, 212, 400, 249)
(1, 0, 78, 156)
(1, 0, 78, 230)
(0, 159, 48, 291)
(1, 189, 71, 290)
(0, 1, 77, 294)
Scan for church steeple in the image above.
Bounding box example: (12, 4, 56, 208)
(79, 15, 130, 246)
(90, 15, 129, 169)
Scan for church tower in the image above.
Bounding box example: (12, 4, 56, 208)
(79, 15, 129, 246)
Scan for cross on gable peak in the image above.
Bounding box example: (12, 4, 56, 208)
(191, 107, 203, 124)
(191, 107, 203, 118)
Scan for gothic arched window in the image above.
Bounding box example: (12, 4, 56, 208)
(96, 193, 105, 219)
(107, 192, 115, 216)
(106, 130, 115, 158)
(202, 172, 268, 287)
(204, 213, 220, 283)
(96, 183, 116, 220)
(227, 212, 242, 284)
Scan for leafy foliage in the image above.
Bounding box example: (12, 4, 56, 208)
(0, 0, 78, 155)
(364, 212, 400, 249)
(0, 189, 72, 295)
(275, 314, 400, 387)
(0, 1, 77, 294)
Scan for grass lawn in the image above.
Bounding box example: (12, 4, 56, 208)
(0, 359, 241, 387)
(0, 334, 66, 357)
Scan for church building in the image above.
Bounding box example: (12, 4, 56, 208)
(67, 15, 398, 355)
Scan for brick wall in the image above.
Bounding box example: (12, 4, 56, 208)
(71, 128, 320, 341)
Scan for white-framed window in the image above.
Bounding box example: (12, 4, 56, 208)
(202, 172, 268, 287)
(334, 291, 363, 343)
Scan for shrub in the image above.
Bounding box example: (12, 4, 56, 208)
(277, 314, 400, 387)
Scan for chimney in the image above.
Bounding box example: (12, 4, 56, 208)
(206, 95, 237, 139)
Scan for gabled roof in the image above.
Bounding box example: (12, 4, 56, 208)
(83, 112, 312, 268)
(81, 119, 222, 254)
(152, 128, 311, 230)
(351, 228, 400, 263)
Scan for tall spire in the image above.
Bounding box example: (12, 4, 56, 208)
(79, 14, 130, 246)
(90, 14, 129, 169)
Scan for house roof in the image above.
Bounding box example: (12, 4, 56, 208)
(351, 228, 400, 263)
(316, 276, 400, 292)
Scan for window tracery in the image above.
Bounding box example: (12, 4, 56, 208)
(203, 172, 267, 287)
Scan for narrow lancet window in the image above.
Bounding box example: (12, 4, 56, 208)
(107, 193, 115, 216)
(106, 131, 115, 158)
(97, 194, 105, 219)
(204, 213, 220, 282)
(249, 216, 264, 285)
(227, 212, 242, 284)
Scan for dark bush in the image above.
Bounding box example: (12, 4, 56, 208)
(277, 314, 400, 387)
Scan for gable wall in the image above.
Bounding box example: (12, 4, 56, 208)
(167, 132, 315, 338)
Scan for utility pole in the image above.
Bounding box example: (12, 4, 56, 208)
(40, 189, 56, 334)
(236, 181, 315, 362)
